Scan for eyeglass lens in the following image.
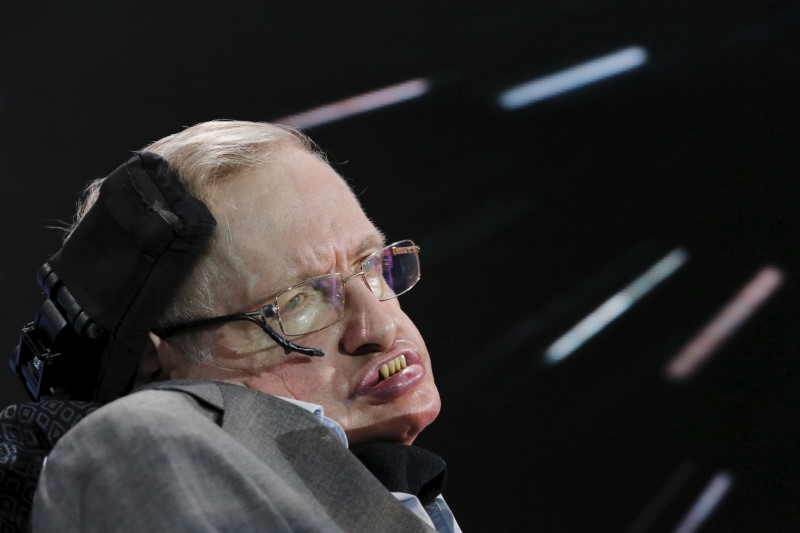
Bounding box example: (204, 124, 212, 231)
(268, 240, 420, 336)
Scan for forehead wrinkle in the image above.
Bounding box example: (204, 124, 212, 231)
(209, 153, 388, 309)
(238, 242, 328, 306)
(279, 229, 387, 286)
(290, 243, 331, 280)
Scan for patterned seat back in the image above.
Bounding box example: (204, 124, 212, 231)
(0, 401, 100, 533)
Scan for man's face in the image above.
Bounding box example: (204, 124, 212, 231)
(171, 148, 441, 445)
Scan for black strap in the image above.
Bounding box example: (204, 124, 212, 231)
(350, 443, 448, 506)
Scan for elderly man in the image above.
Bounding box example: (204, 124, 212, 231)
(29, 120, 460, 532)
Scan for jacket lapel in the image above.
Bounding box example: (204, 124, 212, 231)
(151, 379, 435, 532)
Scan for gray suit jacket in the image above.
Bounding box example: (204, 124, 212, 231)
(32, 380, 436, 532)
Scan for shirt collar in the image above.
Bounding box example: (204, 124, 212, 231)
(277, 396, 349, 447)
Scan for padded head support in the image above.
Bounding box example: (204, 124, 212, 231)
(11, 151, 216, 403)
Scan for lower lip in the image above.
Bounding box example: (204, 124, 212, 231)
(357, 364, 425, 400)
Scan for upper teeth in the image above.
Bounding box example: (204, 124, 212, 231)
(379, 355, 407, 380)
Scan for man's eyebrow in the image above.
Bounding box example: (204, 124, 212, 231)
(258, 233, 386, 303)
(356, 232, 387, 257)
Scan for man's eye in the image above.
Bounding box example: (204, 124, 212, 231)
(284, 292, 308, 312)
(362, 254, 382, 273)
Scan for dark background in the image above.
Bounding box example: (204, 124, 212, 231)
(2, 2, 799, 531)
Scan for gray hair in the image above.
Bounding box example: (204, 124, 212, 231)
(69, 119, 323, 362)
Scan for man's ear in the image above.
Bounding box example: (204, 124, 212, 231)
(133, 333, 181, 389)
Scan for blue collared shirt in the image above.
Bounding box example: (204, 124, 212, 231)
(280, 397, 462, 533)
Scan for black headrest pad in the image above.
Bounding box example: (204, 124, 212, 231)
(49, 151, 216, 401)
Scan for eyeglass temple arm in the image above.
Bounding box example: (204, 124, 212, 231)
(242, 314, 325, 357)
(153, 312, 324, 357)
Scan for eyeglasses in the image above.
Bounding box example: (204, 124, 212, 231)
(153, 239, 421, 357)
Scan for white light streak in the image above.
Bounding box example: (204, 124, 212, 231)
(544, 248, 688, 364)
(275, 78, 430, 129)
(673, 471, 734, 533)
(666, 266, 784, 381)
(498, 46, 648, 110)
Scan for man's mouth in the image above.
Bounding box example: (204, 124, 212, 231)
(378, 354, 407, 382)
(351, 349, 425, 399)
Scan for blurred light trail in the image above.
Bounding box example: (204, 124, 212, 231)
(625, 462, 695, 533)
(544, 248, 688, 364)
(666, 266, 784, 381)
(673, 471, 734, 533)
(498, 46, 648, 109)
(275, 78, 429, 129)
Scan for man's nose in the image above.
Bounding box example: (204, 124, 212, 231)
(339, 275, 398, 355)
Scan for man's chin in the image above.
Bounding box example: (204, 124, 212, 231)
(345, 405, 441, 447)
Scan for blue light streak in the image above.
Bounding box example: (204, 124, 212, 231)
(498, 46, 648, 110)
